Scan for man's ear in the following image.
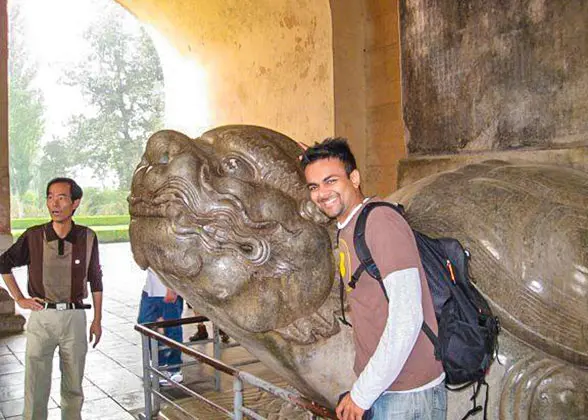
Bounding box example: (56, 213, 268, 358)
(350, 169, 361, 189)
(72, 199, 81, 210)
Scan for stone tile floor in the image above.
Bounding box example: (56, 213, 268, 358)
(0, 242, 260, 420)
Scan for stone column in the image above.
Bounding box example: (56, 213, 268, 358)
(0, 0, 25, 335)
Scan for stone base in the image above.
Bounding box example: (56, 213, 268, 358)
(398, 145, 588, 187)
(0, 233, 25, 335)
(0, 313, 26, 336)
(0, 287, 16, 315)
(0, 232, 12, 254)
(0, 288, 25, 335)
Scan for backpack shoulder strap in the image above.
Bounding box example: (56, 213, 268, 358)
(353, 201, 439, 349)
(352, 201, 405, 300)
(336, 229, 352, 327)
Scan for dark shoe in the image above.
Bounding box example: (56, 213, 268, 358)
(189, 324, 209, 341)
(219, 330, 230, 343)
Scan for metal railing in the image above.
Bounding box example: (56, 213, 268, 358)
(135, 316, 337, 419)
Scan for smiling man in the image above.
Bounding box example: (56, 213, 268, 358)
(301, 139, 446, 420)
(0, 177, 103, 420)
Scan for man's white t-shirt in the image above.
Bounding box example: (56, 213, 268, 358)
(143, 269, 167, 297)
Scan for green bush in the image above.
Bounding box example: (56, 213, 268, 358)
(11, 216, 130, 244)
(76, 188, 129, 216)
(12, 215, 130, 230)
(95, 228, 129, 243)
(10, 188, 130, 218)
(12, 226, 129, 244)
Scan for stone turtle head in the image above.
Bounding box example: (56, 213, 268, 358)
(129, 126, 335, 334)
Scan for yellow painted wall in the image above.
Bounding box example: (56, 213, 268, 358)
(117, 0, 334, 144)
(363, 0, 405, 196)
(332, 0, 406, 196)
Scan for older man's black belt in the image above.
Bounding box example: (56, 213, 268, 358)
(44, 302, 92, 310)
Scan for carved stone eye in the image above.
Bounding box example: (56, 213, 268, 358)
(159, 151, 170, 164)
(220, 155, 255, 180)
(226, 158, 239, 170)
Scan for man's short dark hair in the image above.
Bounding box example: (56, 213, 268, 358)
(46, 177, 83, 201)
(300, 137, 357, 175)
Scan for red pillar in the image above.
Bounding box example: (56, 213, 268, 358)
(0, 0, 10, 249)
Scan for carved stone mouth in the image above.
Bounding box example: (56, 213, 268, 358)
(129, 192, 180, 218)
(129, 190, 250, 255)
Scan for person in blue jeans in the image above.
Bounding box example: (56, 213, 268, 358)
(138, 269, 184, 385)
(302, 139, 446, 420)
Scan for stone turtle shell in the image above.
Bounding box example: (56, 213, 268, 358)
(389, 161, 588, 367)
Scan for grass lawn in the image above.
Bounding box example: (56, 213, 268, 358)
(10, 218, 130, 243)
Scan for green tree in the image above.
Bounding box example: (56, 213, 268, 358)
(8, 3, 45, 211)
(77, 188, 129, 216)
(43, 7, 164, 190)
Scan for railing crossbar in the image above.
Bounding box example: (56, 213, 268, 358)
(151, 388, 200, 420)
(149, 365, 232, 416)
(240, 406, 266, 420)
(135, 318, 337, 420)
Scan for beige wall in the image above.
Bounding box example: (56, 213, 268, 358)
(363, 1, 405, 196)
(330, 1, 406, 196)
(117, 0, 334, 145)
(118, 0, 406, 195)
(330, 0, 368, 176)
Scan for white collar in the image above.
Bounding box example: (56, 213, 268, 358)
(337, 197, 371, 229)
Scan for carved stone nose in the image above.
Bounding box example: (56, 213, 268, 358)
(131, 131, 192, 195)
(145, 130, 190, 166)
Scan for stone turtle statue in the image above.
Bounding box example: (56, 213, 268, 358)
(389, 161, 588, 419)
(129, 126, 354, 407)
(129, 125, 587, 418)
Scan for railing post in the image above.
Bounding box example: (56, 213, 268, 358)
(135, 319, 336, 419)
(150, 336, 161, 414)
(141, 334, 153, 419)
(233, 376, 244, 420)
(213, 324, 221, 391)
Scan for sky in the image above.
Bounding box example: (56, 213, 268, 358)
(9, 0, 211, 187)
(12, 0, 140, 142)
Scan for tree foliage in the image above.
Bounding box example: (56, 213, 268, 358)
(8, 3, 45, 201)
(43, 7, 164, 190)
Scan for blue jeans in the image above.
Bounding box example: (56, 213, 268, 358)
(137, 291, 184, 371)
(369, 381, 447, 420)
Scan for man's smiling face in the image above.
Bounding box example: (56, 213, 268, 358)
(304, 157, 363, 223)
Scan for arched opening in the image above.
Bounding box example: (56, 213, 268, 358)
(7, 0, 165, 216)
(1, 0, 405, 237)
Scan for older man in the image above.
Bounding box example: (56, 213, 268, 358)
(0, 177, 103, 420)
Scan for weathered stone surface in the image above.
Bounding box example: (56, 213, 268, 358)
(129, 126, 354, 406)
(0, 233, 12, 255)
(391, 161, 588, 367)
(0, 313, 26, 336)
(130, 126, 587, 418)
(400, 0, 588, 154)
(0, 172, 10, 235)
(0, 235, 24, 336)
(0, 287, 15, 315)
(397, 146, 588, 188)
(0, 289, 25, 336)
(390, 160, 587, 418)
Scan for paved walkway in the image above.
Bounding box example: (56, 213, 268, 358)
(0, 242, 227, 420)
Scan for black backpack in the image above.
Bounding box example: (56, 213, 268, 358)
(343, 201, 500, 419)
